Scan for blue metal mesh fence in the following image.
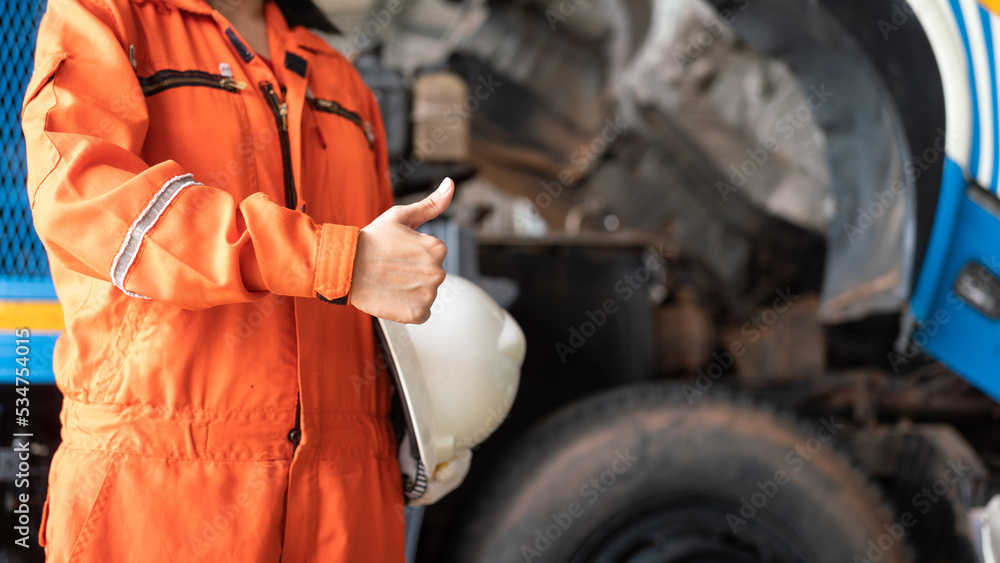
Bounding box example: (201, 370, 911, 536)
(1, 0, 49, 285)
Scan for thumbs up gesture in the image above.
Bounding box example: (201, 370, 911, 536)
(349, 178, 454, 324)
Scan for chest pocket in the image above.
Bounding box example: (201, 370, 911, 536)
(309, 97, 375, 150)
(139, 69, 247, 96)
(136, 67, 259, 202)
(303, 96, 380, 225)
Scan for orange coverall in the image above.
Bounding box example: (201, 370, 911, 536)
(21, 0, 404, 560)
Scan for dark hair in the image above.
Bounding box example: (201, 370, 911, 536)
(275, 0, 340, 34)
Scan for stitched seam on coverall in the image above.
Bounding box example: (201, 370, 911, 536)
(30, 53, 68, 209)
(68, 404, 390, 418)
(312, 225, 325, 295)
(65, 277, 95, 324)
(82, 403, 296, 414)
(66, 454, 120, 563)
(62, 400, 387, 419)
(57, 444, 392, 462)
(109, 173, 198, 298)
(90, 299, 152, 403)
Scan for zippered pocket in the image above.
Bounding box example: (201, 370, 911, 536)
(139, 69, 247, 97)
(309, 98, 375, 149)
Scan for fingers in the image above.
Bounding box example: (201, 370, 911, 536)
(422, 233, 448, 262)
(365, 284, 443, 325)
(350, 178, 452, 325)
(406, 285, 441, 324)
(393, 178, 454, 229)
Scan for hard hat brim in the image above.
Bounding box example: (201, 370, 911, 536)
(376, 316, 439, 473)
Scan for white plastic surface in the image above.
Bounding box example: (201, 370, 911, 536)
(381, 274, 525, 475)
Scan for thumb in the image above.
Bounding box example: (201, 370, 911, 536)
(394, 178, 454, 229)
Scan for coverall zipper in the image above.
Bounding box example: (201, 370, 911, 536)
(260, 81, 297, 210)
(260, 81, 303, 451)
(310, 98, 375, 149)
(139, 69, 247, 96)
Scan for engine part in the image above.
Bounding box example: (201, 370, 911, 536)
(720, 294, 825, 383)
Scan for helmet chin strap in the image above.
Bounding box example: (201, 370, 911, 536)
(398, 433, 430, 501)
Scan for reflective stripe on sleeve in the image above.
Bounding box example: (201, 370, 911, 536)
(110, 173, 198, 299)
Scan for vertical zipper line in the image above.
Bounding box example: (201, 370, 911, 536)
(292, 398, 302, 455)
(262, 79, 303, 459)
(259, 81, 297, 210)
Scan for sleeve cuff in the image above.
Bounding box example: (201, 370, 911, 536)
(314, 223, 360, 304)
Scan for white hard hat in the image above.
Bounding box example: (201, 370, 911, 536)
(378, 274, 525, 504)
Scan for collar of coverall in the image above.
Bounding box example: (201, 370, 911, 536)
(154, 0, 340, 56)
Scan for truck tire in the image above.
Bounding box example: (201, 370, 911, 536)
(450, 384, 911, 563)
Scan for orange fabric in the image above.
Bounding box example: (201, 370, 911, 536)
(21, 0, 403, 561)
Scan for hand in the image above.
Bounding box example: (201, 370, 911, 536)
(349, 178, 454, 324)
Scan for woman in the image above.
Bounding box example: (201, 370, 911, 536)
(21, 0, 451, 560)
